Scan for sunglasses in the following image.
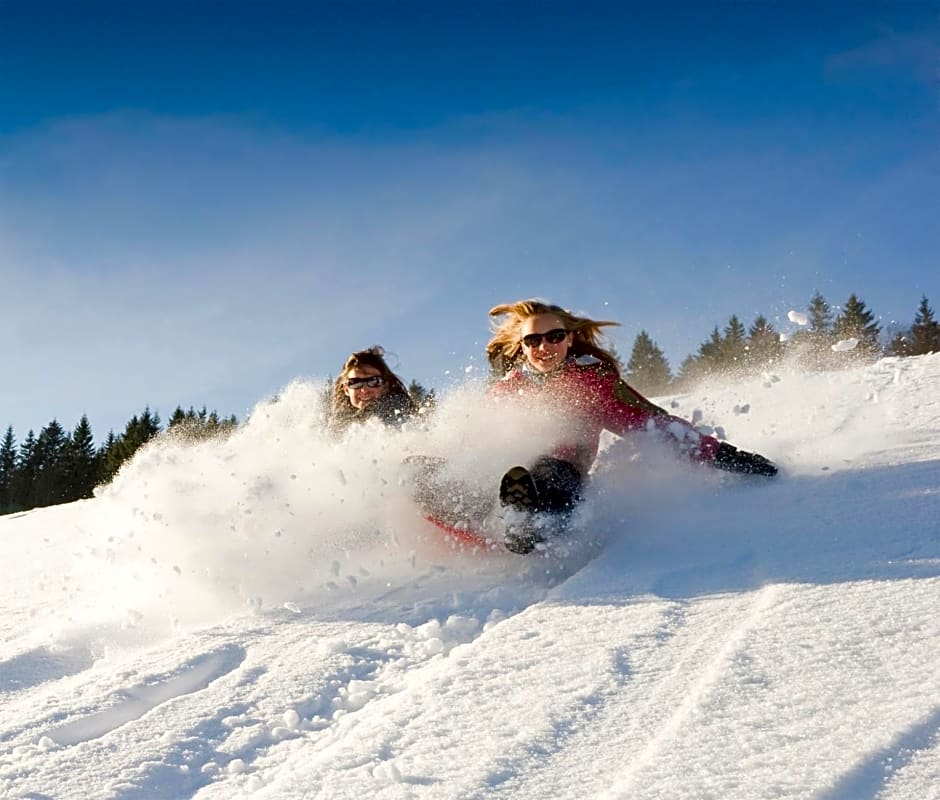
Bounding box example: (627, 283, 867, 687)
(346, 375, 385, 389)
(521, 328, 569, 348)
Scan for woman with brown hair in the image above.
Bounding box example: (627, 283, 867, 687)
(328, 346, 416, 434)
(486, 299, 777, 552)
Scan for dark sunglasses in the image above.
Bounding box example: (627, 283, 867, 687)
(346, 375, 385, 389)
(521, 328, 569, 348)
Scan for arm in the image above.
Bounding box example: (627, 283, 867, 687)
(608, 375, 720, 461)
(594, 371, 777, 475)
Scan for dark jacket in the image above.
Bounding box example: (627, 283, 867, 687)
(329, 391, 415, 435)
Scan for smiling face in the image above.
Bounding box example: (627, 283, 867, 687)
(343, 365, 389, 409)
(519, 313, 573, 374)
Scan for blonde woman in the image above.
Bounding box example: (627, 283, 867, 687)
(328, 347, 416, 434)
(487, 299, 776, 552)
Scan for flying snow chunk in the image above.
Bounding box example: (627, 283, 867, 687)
(832, 338, 859, 352)
(787, 310, 809, 326)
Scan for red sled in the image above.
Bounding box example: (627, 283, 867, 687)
(422, 514, 503, 552)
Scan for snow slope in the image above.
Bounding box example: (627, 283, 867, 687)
(2, 354, 939, 800)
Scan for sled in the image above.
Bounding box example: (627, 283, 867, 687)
(407, 456, 548, 554)
(422, 513, 503, 551)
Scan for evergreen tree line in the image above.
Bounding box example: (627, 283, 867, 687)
(624, 293, 940, 396)
(0, 406, 237, 516)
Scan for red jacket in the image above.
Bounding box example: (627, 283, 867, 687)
(489, 357, 721, 474)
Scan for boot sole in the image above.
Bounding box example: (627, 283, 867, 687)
(499, 466, 539, 511)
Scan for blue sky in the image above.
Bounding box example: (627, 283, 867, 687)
(1, 0, 938, 441)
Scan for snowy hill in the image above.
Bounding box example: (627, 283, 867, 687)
(2, 355, 939, 800)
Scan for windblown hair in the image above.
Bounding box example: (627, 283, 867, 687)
(486, 299, 621, 375)
(330, 346, 415, 428)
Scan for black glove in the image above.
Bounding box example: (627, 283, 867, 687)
(713, 442, 778, 477)
(504, 527, 544, 555)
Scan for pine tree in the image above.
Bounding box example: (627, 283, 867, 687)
(792, 292, 835, 370)
(13, 430, 38, 510)
(97, 408, 162, 484)
(910, 296, 940, 355)
(676, 354, 702, 389)
(121, 407, 162, 456)
(676, 327, 724, 387)
(114, 414, 142, 469)
(746, 315, 783, 369)
(139, 407, 162, 439)
(832, 293, 882, 360)
(33, 420, 68, 507)
(168, 406, 188, 429)
(0, 426, 17, 514)
(720, 316, 748, 373)
(626, 331, 672, 396)
(98, 431, 121, 483)
(807, 292, 833, 335)
(885, 330, 911, 357)
(62, 415, 99, 502)
(699, 327, 726, 374)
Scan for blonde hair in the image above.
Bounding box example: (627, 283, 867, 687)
(486, 299, 621, 375)
(330, 346, 414, 422)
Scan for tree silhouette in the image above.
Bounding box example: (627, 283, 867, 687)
(62, 415, 99, 501)
(807, 292, 833, 335)
(33, 420, 69, 507)
(791, 292, 836, 370)
(885, 330, 911, 357)
(676, 326, 724, 387)
(720, 316, 748, 373)
(97, 431, 120, 484)
(13, 430, 38, 510)
(910, 296, 940, 355)
(832, 293, 882, 360)
(626, 331, 672, 396)
(0, 427, 16, 513)
(746, 315, 783, 369)
(99, 408, 162, 483)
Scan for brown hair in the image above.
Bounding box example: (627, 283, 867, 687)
(486, 299, 621, 375)
(330, 346, 415, 423)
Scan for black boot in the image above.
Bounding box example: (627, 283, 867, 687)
(499, 466, 539, 511)
(499, 466, 542, 554)
(498, 461, 584, 554)
(527, 458, 583, 512)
